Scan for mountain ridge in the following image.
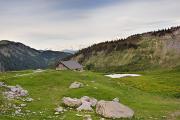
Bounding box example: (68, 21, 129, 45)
(70, 26, 180, 72)
(0, 40, 71, 71)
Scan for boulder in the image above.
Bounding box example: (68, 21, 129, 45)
(62, 97, 82, 107)
(69, 82, 84, 89)
(96, 100, 134, 119)
(77, 101, 93, 111)
(80, 96, 97, 107)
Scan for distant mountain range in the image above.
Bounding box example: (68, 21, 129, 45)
(61, 49, 77, 54)
(0, 40, 71, 71)
(71, 26, 180, 72)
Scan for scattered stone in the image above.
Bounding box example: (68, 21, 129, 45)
(54, 112, 60, 115)
(100, 118, 105, 120)
(69, 82, 84, 89)
(77, 101, 93, 111)
(32, 112, 36, 114)
(0, 82, 5, 87)
(76, 114, 83, 117)
(15, 109, 21, 114)
(83, 115, 92, 120)
(113, 97, 119, 102)
(62, 97, 82, 107)
(24, 97, 34, 102)
(20, 104, 27, 107)
(96, 100, 134, 119)
(55, 106, 64, 113)
(25, 110, 31, 113)
(4, 85, 28, 99)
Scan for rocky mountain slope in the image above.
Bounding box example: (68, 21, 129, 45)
(0, 40, 71, 71)
(71, 26, 180, 72)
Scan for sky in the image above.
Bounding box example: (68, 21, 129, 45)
(0, 0, 180, 51)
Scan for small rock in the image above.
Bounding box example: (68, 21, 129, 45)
(55, 106, 63, 112)
(69, 82, 84, 89)
(0, 82, 5, 87)
(83, 115, 92, 120)
(100, 118, 105, 120)
(25, 110, 31, 113)
(25, 97, 34, 102)
(20, 104, 27, 107)
(76, 114, 83, 117)
(113, 97, 119, 102)
(32, 112, 36, 114)
(15, 109, 21, 114)
(54, 112, 60, 115)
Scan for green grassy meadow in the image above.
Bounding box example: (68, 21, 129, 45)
(0, 69, 180, 120)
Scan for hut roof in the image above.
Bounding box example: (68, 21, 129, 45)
(59, 60, 82, 70)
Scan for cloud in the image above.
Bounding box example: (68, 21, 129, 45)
(0, 0, 180, 50)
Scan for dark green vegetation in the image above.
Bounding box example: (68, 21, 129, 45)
(0, 69, 180, 120)
(71, 26, 180, 72)
(0, 40, 71, 71)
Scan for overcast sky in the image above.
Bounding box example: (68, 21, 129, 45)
(0, 0, 180, 50)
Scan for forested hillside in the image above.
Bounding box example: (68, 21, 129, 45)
(71, 26, 180, 72)
(0, 40, 71, 71)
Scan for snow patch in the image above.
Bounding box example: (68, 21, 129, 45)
(105, 74, 141, 78)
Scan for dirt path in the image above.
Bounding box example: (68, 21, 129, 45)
(0, 70, 46, 80)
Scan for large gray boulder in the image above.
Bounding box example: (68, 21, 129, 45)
(69, 82, 84, 89)
(96, 100, 134, 119)
(62, 97, 82, 107)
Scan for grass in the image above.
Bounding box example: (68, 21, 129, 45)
(0, 69, 180, 120)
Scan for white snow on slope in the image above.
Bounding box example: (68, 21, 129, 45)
(105, 74, 141, 78)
